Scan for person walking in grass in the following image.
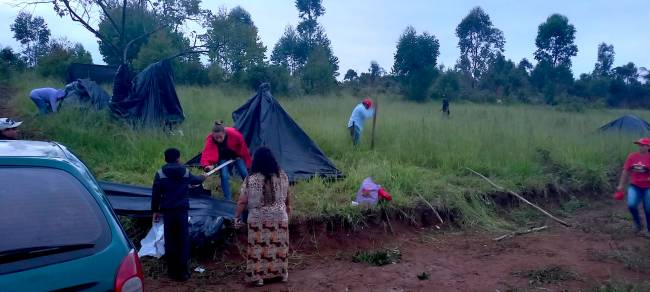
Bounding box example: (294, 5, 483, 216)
(29, 87, 67, 114)
(615, 137, 650, 237)
(200, 120, 252, 200)
(152, 148, 207, 281)
(441, 98, 450, 117)
(234, 147, 291, 287)
(0, 118, 22, 140)
(347, 97, 375, 146)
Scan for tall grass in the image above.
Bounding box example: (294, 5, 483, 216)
(7, 73, 647, 228)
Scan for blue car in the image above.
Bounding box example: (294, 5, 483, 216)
(0, 140, 144, 292)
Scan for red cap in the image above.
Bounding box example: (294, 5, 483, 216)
(634, 137, 650, 146)
(362, 98, 373, 108)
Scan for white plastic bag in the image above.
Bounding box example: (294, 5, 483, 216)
(138, 221, 165, 258)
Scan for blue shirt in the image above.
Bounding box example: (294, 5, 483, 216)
(30, 88, 64, 112)
(347, 103, 375, 130)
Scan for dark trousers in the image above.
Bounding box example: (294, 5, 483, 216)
(163, 208, 190, 279)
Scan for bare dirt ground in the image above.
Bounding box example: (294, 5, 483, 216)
(145, 200, 650, 292)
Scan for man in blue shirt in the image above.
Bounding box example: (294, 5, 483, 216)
(347, 97, 375, 146)
(29, 87, 66, 114)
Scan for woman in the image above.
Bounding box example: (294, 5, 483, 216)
(200, 120, 252, 200)
(234, 147, 291, 286)
(616, 137, 650, 237)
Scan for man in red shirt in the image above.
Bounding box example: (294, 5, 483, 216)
(616, 137, 650, 237)
(200, 121, 252, 200)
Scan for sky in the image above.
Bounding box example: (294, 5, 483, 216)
(1, 0, 649, 78)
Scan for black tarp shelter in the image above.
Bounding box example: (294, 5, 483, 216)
(109, 60, 184, 126)
(66, 63, 118, 84)
(232, 83, 342, 181)
(598, 114, 650, 136)
(64, 78, 111, 110)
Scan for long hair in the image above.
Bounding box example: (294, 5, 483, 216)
(250, 147, 280, 204)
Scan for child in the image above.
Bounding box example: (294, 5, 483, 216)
(151, 148, 207, 281)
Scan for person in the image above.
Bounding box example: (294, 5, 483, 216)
(441, 98, 450, 116)
(616, 137, 650, 237)
(347, 97, 375, 146)
(151, 148, 207, 281)
(234, 147, 291, 287)
(0, 118, 22, 140)
(200, 120, 252, 200)
(29, 87, 67, 114)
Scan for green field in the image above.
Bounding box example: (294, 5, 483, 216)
(7, 74, 644, 228)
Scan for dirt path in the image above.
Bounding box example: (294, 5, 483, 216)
(145, 200, 650, 291)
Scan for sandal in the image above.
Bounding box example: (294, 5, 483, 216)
(253, 279, 264, 287)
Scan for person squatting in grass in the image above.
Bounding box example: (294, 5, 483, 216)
(151, 148, 208, 282)
(29, 87, 66, 114)
(200, 120, 252, 200)
(347, 97, 375, 146)
(616, 137, 650, 238)
(0, 118, 22, 140)
(234, 147, 291, 287)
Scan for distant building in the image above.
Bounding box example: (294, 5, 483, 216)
(66, 63, 118, 84)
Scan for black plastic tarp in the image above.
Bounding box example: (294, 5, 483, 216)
(100, 181, 235, 248)
(232, 83, 343, 181)
(109, 60, 185, 126)
(599, 114, 650, 136)
(64, 79, 111, 110)
(66, 63, 118, 84)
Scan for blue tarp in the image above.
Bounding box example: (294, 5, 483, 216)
(598, 114, 650, 136)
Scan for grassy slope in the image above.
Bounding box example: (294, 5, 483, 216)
(7, 73, 645, 228)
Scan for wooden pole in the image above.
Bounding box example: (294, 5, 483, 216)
(465, 167, 572, 227)
(370, 96, 378, 149)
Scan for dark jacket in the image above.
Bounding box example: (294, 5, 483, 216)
(151, 163, 205, 212)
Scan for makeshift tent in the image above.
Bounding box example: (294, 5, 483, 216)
(64, 78, 111, 110)
(100, 181, 234, 249)
(235, 83, 342, 181)
(598, 114, 650, 136)
(66, 63, 118, 84)
(109, 60, 184, 126)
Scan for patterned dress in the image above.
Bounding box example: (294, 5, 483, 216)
(238, 171, 290, 282)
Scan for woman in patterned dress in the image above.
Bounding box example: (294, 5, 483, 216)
(234, 147, 291, 286)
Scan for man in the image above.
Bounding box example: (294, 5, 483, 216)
(441, 98, 450, 116)
(200, 121, 252, 200)
(151, 148, 207, 282)
(0, 118, 22, 140)
(347, 97, 375, 146)
(29, 87, 66, 114)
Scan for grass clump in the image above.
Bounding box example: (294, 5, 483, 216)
(352, 247, 401, 266)
(514, 265, 579, 285)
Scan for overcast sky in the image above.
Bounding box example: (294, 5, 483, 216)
(1, 0, 649, 78)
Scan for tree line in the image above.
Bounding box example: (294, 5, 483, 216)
(2, 1, 649, 108)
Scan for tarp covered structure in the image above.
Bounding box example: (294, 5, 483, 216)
(598, 114, 650, 136)
(64, 78, 111, 110)
(109, 60, 184, 126)
(66, 63, 118, 84)
(232, 83, 343, 181)
(100, 181, 234, 248)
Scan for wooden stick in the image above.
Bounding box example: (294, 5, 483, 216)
(494, 225, 548, 241)
(465, 168, 572, 227)
(415, 192, 444, 224)
(370, 96, 378, 149)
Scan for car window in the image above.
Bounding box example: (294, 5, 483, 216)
(0, 167, 110, 273)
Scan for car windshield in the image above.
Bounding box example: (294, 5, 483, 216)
(0, 167, 108, 257)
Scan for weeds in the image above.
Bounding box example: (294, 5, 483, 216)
(513, 265, 580, 285)
(594, 280, 650, 292)
(352, 247, 401, 266)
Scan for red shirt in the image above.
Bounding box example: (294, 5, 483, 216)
(623, 152, 650, 188)
(199, 128, 252, 168)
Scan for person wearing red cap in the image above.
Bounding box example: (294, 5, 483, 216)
(616, 137, 650, 237)
(347, 98, 375, 146)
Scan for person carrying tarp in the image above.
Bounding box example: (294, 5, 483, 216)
(151, 148, 207, 282)
(347, 97, 375, 146)
(200, 120, 252, 200)
(29, 87, 67, 114)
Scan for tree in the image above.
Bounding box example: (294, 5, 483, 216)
(613, 62, 639, 85)
(517, 58, 533, 75)
(204, 6, 266, 82)
(295, 0, 325, 46)
(97, 5, 159, 65)
(10, 12, 51, 66)
(431, 70, 460, 100)
(455, 7, 505, 83)
(271, 25, 306, 74)
(593, 42, 615, 77)
(393, 26, 440, 101)
(132, 30, 187, 71)
(37, 39, 92, 79)
(301, 45, 337, 94)
(368, 61, 385, 84)
(344, 69, 358, 82)
(534, 14, 578, 68)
